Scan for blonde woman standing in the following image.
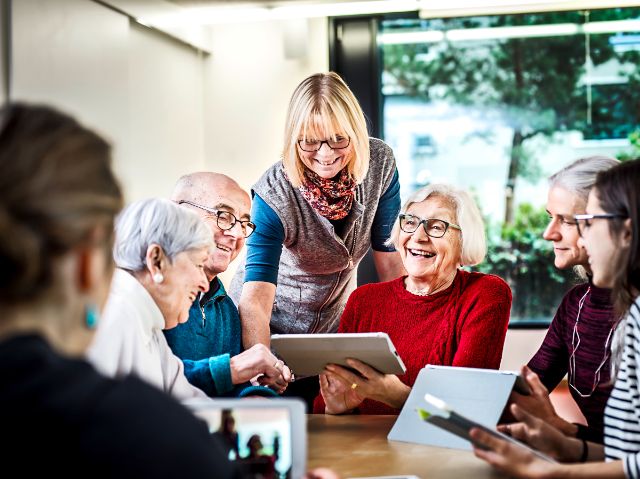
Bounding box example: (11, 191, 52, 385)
(230, 72, 405, 407)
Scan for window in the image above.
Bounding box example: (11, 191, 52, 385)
(378, 8, 640, 325)
(332, 8, 640, 325)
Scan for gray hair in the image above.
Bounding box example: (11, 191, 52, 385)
(549, 156, 619, 280)
(549, 156, 619, 204)
(386, 184, 487, 266)
(114, 198, 212, 271)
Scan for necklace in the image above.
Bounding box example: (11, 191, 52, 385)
(406, 286, 432, 296)
(405, 275, 455, 296)
(568, 287, 614, 398)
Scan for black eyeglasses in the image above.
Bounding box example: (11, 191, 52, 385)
(297, 136, 351, 152)
(573, 213, 627, 237)
(399, 213, 461, 238)
(178, 200, 256, 238)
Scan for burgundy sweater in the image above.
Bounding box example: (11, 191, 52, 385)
(313, 270, 512, 415)
(528, 283, 615, 443)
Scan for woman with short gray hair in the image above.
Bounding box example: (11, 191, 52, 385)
(89, 198, 213, 400)
(315, 183, 512, 415)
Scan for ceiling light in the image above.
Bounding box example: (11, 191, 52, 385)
(419, 0, 640, 18)
(445, 23, 579, 41)
(141, 1, 423, 27)
(378, 19, 640, 45)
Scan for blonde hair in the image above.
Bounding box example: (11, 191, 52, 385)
(386, 184, 487, 266)
(282, 72, 370, 187)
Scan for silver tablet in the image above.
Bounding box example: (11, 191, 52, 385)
(270, 332, 407, 376)
(187, 398, 307, 479)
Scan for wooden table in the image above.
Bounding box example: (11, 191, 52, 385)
(307, 415, 506, 478)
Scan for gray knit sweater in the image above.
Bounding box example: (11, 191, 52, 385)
(230, 138, 397, 335)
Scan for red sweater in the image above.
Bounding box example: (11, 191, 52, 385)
(313, 270, 512, 415)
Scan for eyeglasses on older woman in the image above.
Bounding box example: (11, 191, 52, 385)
(399, 213, 461, 239)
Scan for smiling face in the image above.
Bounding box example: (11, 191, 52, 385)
(176, 175, 252, 280)
(157, 247, 210, 329)
(201, 189, 251, 279)
(399, 195, 462, 292)
(543, 186, 589, 270)
(297, 122, 352, 179)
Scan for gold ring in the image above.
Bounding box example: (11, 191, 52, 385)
(351, 383, 358, 390)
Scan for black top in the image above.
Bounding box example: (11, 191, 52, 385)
(0, 334, 238, 478)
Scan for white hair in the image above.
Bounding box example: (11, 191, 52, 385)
(386, 184, 487, 266)
(114, 198, 212, 271)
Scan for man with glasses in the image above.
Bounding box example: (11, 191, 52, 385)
(165, 172, 291, 397)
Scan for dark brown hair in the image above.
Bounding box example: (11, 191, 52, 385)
(594, 159, 640, 316)
(0, 103, 123, 303)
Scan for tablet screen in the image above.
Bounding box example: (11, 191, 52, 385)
(195, 407, 293, 479)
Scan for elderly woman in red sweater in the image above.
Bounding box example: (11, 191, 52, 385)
(314, 183, 512, 415)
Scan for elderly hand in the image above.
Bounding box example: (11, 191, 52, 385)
(256, 360, 293, 393)
(509, 365, 579, 438)
(323, 358, 410, 410)
(229, 344, 291, 394)
(498, 404, 584, 463)
(470, 426, 561, 479)
(319, 371, 364, 414)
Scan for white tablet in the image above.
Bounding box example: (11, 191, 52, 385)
(270, 332, 407, 376)
(187, 398, 307, 479)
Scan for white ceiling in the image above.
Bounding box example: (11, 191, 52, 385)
(167, 0, 372, 6)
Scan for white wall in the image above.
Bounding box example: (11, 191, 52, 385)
(125, 22, 207, 199)
(202, 17, 329, 285)
(10, 0, 206, 201)
(9, 0, 331, 201)
(203, 17, 329, 194)
(500, 329, 547, 371)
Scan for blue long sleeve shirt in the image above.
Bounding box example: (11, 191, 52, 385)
(163, 278, 242, 396)
(245, 168, 401, 284)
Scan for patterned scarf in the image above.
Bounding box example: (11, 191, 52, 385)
(298, 167, 356, 220)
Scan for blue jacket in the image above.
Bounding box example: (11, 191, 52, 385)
(163, 278, 242, 396)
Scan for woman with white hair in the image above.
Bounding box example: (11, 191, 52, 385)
(89, 198, 212, 400)
(314, 184, 512, 414)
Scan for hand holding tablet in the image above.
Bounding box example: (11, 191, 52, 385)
(417, 394, 556, 463)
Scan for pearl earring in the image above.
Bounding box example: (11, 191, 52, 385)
(153, 273, 164, 284)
